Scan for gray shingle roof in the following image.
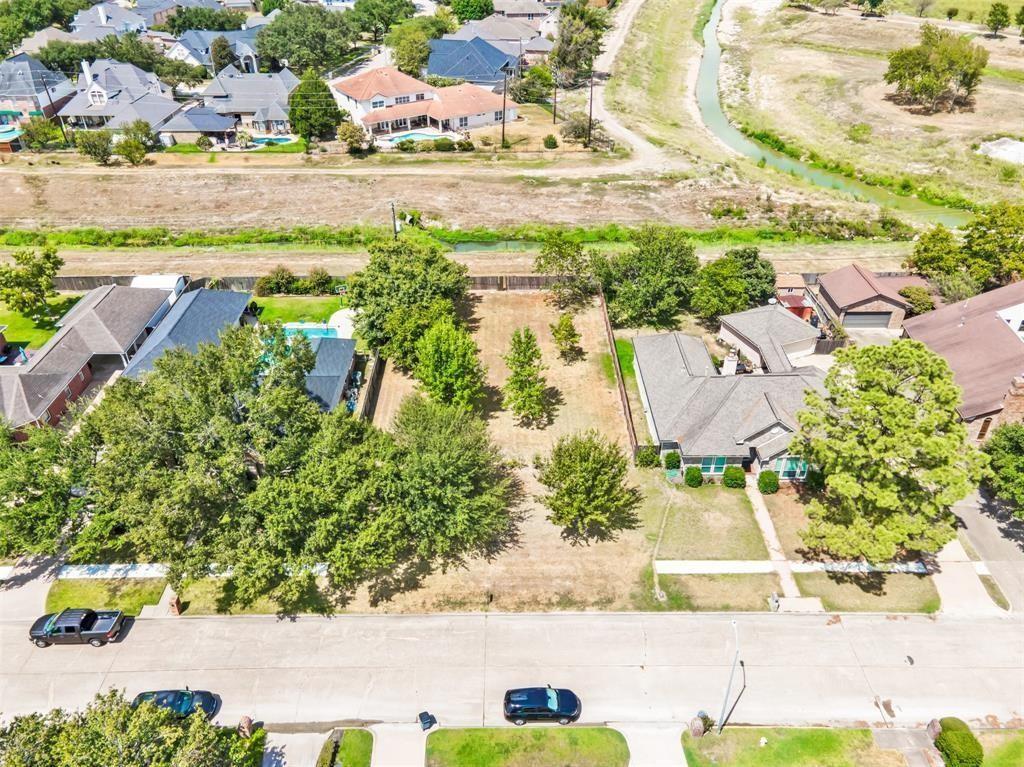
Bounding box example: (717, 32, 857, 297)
(719, 304, 819, 373)
(201, 66, 298, 116)
(632, 331, 824, 459)
(448, 15, 539, 43)
(70, 3, 146, 39)
(304, 336, 356, 411)
(175, 29, 259, 69)
(0, 53, 69, 100)
(160, 104, 237, 133)
(123, 289, 250, 379)
(53, 285, 170, 353)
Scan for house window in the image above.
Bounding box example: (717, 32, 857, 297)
(64, 385, 72, 397)
(395, 96, 410, 104)
(42, 411, 51, 424)
(773, 457, 808, 479)
(700, 456, 727, 475)
(371, 99, 385, 109)
(494, 110, 503, 121)
(78, 371, 85, 381)
(415, 93, 425, 101)
(977, 417, 993, 440)
(458, 116, 468, 128)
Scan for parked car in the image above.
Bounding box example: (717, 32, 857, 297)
(132, 689, 219, 720)
(503, 686, 581, 726)
(29, 608, 124, 648)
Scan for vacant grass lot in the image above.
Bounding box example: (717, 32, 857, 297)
(0, 295, 80, 349)
(255, 295, 345, 324)
(683, 728, 905, 767)
(979, 730, 1024, 767)
(426, 728, 629, 767)
(46, 578, 166, 616)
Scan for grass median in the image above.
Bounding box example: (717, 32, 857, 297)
(426, 727, 629, 767)
(45, 578, 166, 616)
(683, 728, 905, 767)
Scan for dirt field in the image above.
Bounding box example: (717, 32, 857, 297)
(359, 291, 654, 612)
(723, 4, 1024, 206)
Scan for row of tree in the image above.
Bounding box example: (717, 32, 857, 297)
(37, 33, 209, 88)
(0, 0, 90, 56)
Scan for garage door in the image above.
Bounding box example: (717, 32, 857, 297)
(843, 312, 891, 328)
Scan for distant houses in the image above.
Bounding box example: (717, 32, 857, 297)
(427, 37, 519, 90)
(69, 3, 148, 42)
(58, 59, 181, 131)
(0, 53, 75, 123)
(200, 65, 298, 135)
(443, 14, 554, 66)
(166, 29, 262, 74)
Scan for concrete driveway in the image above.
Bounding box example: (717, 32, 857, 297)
(956, 491, 1024, 611)
(1, 612, 1020, 730)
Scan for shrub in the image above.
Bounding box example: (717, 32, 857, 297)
(722, 465, 746, 488)
(634, 445, 659, 468)
(758, 470, 780, 494)
(434, 137, 456, 152)
(195, 135, 213, 151)
(946, 6, 958, 18)
(899, 285, 934, 317)
(396, 138, 416, 152)
(663, 452, 681, 470)
(456, 139, 475, 151)
(684, 466, 703, 488)
(934, 718, 982, 767)
(75, 130, 114, 165)
(415, 140, 434, 152)
(254, 265, 298, 296)
(301, 266, 334, 295)
(543, 134, 558, 149)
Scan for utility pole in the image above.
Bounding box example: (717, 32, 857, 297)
(716, 620, 740, 735)
(390, 201, 399, 240)
(585, 67, 595, 147)
(500, 66, 509, 147)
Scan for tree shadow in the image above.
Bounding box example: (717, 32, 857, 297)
(458, 292, 483, 334)
(557, 345, 587, 365)
(976, 488, 1024, 554)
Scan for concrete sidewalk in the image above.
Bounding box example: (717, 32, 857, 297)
(0, 556, 60, 621)
(611, 723, 687, 766)
(955, 491, 1024, 611)
(262, 733, 326, 767)
(931, 540, 1005, 617)
(745, 485, 800, 598)
(369, 724, 427, 767)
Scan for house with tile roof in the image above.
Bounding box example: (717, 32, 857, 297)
(0, 54, 75, 123)
(200, 65, 298, 133)
(632, 332, 823, 480)
(718, 304, 819, 373)
(166, 29, 261, 74)
(58, 59, 181, 130)
(427, 37, 519, 90)
(903, 280, 1024, 442)
(816, 263, 929, 330)
(331, 66, 517, 136)
(0, 286, 173, 435)
(69, 3, 147, 42)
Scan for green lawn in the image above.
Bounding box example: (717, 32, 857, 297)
(163, 142, 204, 154)
(178, 577, 334, 616)
(45, 578, 166, 616)
(794, 572, 941, 613)
(652, 573, 781, 611)
(253, 138, 307, 153)
(683, 728, 905, 767)
(649, 481, 769, 561)
(426, 728, 629, 767)
(336, 729, 373, 767)
(980, 730, 1024, 767)
(256, 295, 345, 324)
(0, 295, 81, 349)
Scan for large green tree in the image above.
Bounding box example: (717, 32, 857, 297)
(164, 6, 245, 35)
(985, 1, 1010, 34)
(413, 318, 487, 410)
(533, 233, 596, 310)
(550, 0, 609, 80)
(451, 0, 492, 22)
(352, 0, 416, 42)
(983, 424, 1024, 516)
(37, 34, 208, 89)
(795, 340, 985, 562)
(347, 239, 468, 364)
(535, 430, 642, 543)
(288, 68, 343, 145)
(210, 34, 236, 74)
(884, 24, 988, 112)
(596, 225, 699, 328)
(256, 3, 356, 72)
(908, 205, 1024, 287)
(385, 14, 450, 75)
(689, 256, 749, 320)
(502, 327, 550, 426)
(0, 245, 63, 319)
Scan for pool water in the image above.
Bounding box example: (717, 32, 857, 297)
(387, 132, 443, 143)
(252, 137, 293, 145)
(283, 323, 338, 339)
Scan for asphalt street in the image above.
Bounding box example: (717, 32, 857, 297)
(1, 612, 1021, 729)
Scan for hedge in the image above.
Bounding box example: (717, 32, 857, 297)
(684, 466, 703, 488)
(634, 446, 659, 468)
(757, 470, 779, 494)
(934, 718, 982, 767)
(722, 465, 746, 488)
(663, 452, 681, 470)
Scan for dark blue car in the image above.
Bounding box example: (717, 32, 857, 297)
(503, 686, 582, 726)
(132, 689, 219, 720)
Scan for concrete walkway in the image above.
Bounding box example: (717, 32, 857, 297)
(744, 485, 800, 598)
(369, 724, 428, 767)
(262, 732, 326, 767)
(931, 540, 1005, 617)
(0, 556, 59, 621)
(872, 728, 943, 767)
(612, 723, 687, 766)
(955, 491, 1024, 612)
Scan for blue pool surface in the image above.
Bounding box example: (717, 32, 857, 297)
(387, 132, 443, 143)
(252, 137, 293, 145)
(284, 323, 339, 339)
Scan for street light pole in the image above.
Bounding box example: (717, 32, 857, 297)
(717, 619, 740, 735)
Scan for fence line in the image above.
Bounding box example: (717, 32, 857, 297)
(56, 275, 565, 293)
(356, 351, 385, 422)
(597, 290, 639, 456)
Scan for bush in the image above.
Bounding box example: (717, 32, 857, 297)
(634, 445, 659, 468)
(74, 130, 114, 165)
(195, 135, 213, 151)
(899, 285, 935, 317)
(684, 466, 703, 487)
(722, 465, 746, 488)
(300, 266, 334, 295)
(117, 138, 148, 166)
(254, 264, 298, 296)
(663, 452, 681, 470)
(934, 718, 982, 767)
(396, 138, 416, 152)
(415, 140, 434, 152)
(456, 139, 475, 151)
(757, 470, 779, 494)
(543, 134, 558, 149)
(433, 137, 456, 152)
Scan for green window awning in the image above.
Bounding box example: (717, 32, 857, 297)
(0, 109, 22, 116)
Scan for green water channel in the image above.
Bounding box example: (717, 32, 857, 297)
(695, 0, 971, 227)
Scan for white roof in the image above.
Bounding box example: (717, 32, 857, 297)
(129, 274, 185, 291)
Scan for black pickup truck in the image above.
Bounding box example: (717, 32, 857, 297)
(29, 608, 125, 648)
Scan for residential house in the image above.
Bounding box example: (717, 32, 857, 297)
(15, 26, 75, 55)
(538, 6, 559, 38)
(303, 336, 357, 411)
(331, 66, 518, 136)
(446, 15, 553, 64)
(129, 274, 188, 303)
(493, 0, 550, 26)
(427, 37, 519, 90)
(0, 285, 173, 435)
(817, 263, 929, 330)
(242, 9, 282, 29)
(58, 59, 181, 130)
(158, 104, 237, 145)
(201, 65, 298, 133)
(133, 0, 220, 27)
(775, 273, 813, 321)
(632, 332, 824, 479)
(69, 3, 147, 41)
(903, 280, 1024, 442)
(717, 304, 819, 373)
(123, 288, 252, 379)
(166, 29, 261, 74)
(0, 54, 75, 124)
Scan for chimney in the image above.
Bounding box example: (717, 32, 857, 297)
(81, 59, 93, 84)
(721, 350, 738, 376)
(98, 4, 107, 25)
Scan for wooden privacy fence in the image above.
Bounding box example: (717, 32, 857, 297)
(597, 290, 639, 456)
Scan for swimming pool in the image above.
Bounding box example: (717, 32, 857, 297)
(387, 131, 444, 143)
(283, 322, 339, 339)
(252, 137, 294, 145)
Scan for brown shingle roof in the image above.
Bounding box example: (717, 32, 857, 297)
(903, 281, 1024, 420)
(818, 263, 909, 310)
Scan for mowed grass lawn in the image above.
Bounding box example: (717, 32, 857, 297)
(979, 730, 1024, 767)
(178, 577, 334, 616)
(426, 728, 629, 767)
(46, 578, 166, 616)
(255, 295, 345, 324)
(683, 728, 905, 767)
(657, 573, 781, 611)
(0, 295, 81, 349)
(336, 729, 373, 767)
(652, 482, 768, 561)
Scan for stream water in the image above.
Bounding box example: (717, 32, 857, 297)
(695, 0, 972, 227)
